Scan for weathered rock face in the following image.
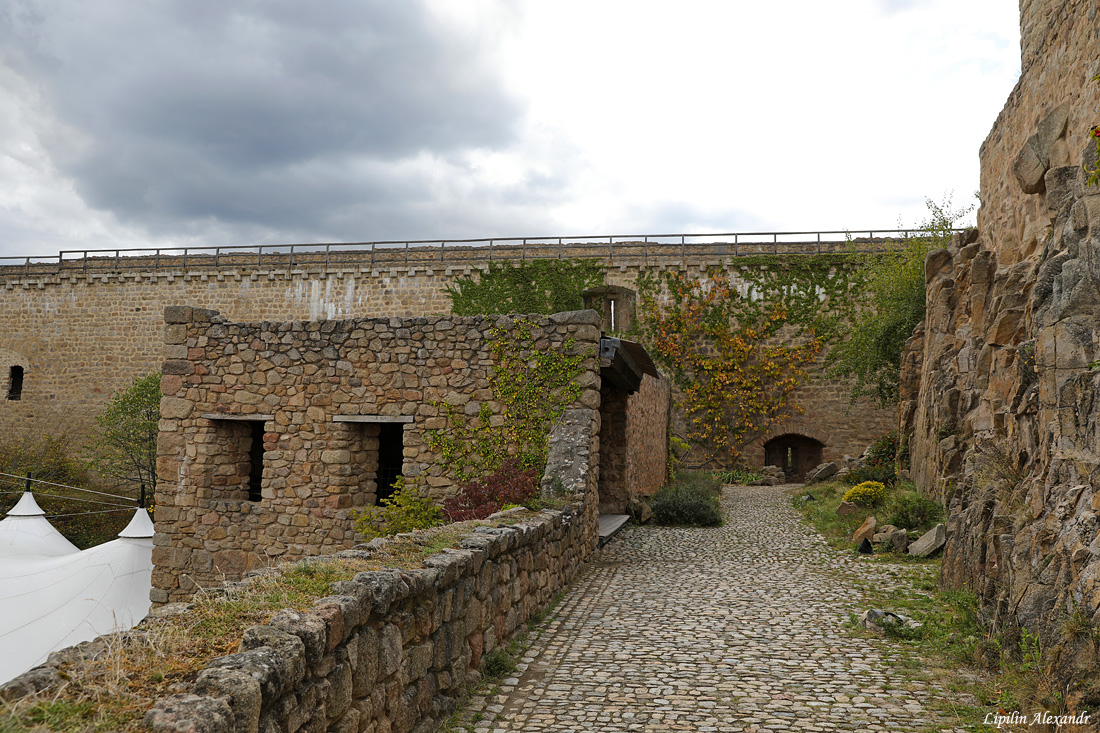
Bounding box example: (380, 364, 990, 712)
(904, 133, 1100, 700)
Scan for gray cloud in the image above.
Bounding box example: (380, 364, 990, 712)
(0, 0, 544, 244)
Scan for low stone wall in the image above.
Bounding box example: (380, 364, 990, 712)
(146, 505, 595, 733)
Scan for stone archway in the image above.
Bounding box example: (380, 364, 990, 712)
(763, 433, 825, 482)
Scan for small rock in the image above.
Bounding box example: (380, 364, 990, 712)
(853, 516, 878, 544)
(804, 462, 839, 484)
(908, 523, 946, 557)
(858, 609, 922, 634)
(858, 538, 874, 555)
(800, 494, 815, 503)
(837, 501, 859, 517)
(748, 477, 781, 486)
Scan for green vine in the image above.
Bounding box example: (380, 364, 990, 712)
(635, 256, 865, 465)
(425, 317, 588, 484)
(447, 260, 605, 316)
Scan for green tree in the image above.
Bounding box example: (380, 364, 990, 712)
(86, 371, 161, 500)
(829, 196, 974, 406)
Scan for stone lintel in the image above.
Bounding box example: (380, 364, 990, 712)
(332, 415, 414, 424)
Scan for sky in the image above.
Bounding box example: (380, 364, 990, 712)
(0, 0, 1021, 259)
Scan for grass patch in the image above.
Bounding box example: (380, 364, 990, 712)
(793, 485, 1097, 731)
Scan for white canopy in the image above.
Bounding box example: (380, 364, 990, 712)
(0, 492, 80, 559)
(0, 499, 153, 685)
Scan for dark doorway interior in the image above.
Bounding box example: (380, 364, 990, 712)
(763, 434, 825, 482)
(247, 422, 265, 502)
(7, 366, 22, 401)
(375, 423, 404, 505)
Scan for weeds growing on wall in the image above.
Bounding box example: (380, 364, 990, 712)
(447, 260, 605, 316)
(636, 259, 861, 465)
(828, 196, 974, 406)
(426, 318, 587, 485)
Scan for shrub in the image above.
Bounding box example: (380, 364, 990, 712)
(354, 478, 445, 539)
(887, 491, 943, 530)
(842, 463, 897, 487)
(865, 430, 897, 467)
(650, 470, 722, 526)
(441, 459, 540, 522)
(712, 468, 764, 485)
(842, 480, 886, 507)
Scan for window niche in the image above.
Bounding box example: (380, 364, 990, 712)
(583, 285, 636, 333)
(7, 366, 23, 401)
(199, 414, 273, 503)
(333, 416, 409, 507)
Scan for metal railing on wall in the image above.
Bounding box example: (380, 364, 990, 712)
(0, 229, 962, 277)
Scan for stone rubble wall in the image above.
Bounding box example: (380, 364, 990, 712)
(142, 504, 598, 733)
(903, 0, 1100, 702)
(0, 253, 888, 475)
(976, 0, 1100, 266)
(596, 373, 670, 513)
(154, 308, 601, 603)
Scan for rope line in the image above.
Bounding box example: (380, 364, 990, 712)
(0, 471, 136, 501)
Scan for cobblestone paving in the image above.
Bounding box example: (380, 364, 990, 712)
(456, 485, 969, 733)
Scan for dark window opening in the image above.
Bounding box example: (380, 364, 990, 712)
(764, 433, 825, 482)
(375, 423, 405, 505)
(247, 422, 266, 502)
(7, 366, 22, 401)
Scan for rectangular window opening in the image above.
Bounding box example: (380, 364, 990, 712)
(247, 422, 266, 502)
(7, 366, 23, 401)
(375, 423, 405, 506)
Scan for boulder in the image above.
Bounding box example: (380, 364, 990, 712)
(874, 527, 909, 552)
(837, 501, 859, 517)
(804, 462, 838, 484)
(853, 516, 877, 544)
(908, 523, 946, 557)
(626, 498, 654, 524)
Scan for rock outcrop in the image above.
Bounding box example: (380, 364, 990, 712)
(902, 99, 1100, 702)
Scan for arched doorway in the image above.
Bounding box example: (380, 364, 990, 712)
(763, 434, 825, 482)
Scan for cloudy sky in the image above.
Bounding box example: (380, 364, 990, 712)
(0, 0, 1020, 259)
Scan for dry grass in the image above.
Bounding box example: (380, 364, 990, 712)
(0, 510, 547, 732)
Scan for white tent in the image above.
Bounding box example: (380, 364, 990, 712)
(0, 498, 153, 685)
(0, 492, 80, 559)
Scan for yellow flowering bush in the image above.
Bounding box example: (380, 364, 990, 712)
(842, 480, 886, 507)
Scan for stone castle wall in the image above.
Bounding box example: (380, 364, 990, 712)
(153, 307, 602, 602)
(597, 373, 670, 513)
(976, 0, 1100, 266)
(0, 249, 890, 473)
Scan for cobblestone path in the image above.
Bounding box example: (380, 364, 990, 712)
(457, 485, 968, 733)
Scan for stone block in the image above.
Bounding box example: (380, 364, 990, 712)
(909, 524, 946, 557)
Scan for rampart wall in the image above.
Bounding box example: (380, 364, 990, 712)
(0, 244, 892, 473)
(977, 0, 1100, 265)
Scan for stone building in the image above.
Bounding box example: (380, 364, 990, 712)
(153, 306, 667, 602)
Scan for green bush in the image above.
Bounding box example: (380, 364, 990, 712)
(887, 491, 944, 530)
(650, 471, 722, 526)
(842, 480, 886, 507)
(865, 430, 897, 466)
(712, 468, 764, 485)
(841, 463, 896, 487)
(353, 478, 445, 539)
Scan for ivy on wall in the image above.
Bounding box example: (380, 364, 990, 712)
(447, 260, 605, 316)
(636, 256, 865, 465)
(425, 317, 588, 484)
